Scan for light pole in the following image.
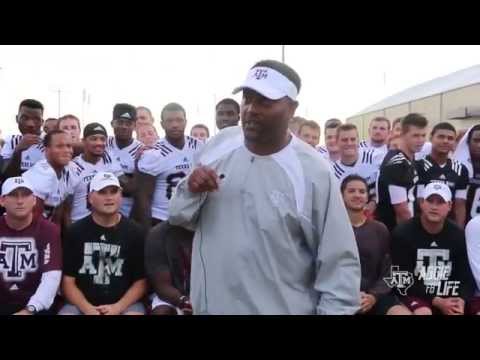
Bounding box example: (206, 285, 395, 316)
(281, 45, 285, 63)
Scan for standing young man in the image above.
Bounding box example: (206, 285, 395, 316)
(416, 122, 469, 228)
(215, 98, 240, 130)
(297, 120, 320, 148)
(0, 177, 62, 315)
(333, 123, 383, 215)
(132, 103, 203, 229)
(107, 103, 143, 217)
(454, 124, 480, 223)
(359, 116, 390, 160)
(59, 172, 147, 315)
(23, 130, 74, 224)
(391, 183, 475, 315)
(317, 118, 341, 163)
(169, 60, 361, 315)
(376, 113, 427, 231)
(1, 99, 46, 179)
(341, 175, 411, 315)
(67, 123, 126, 223)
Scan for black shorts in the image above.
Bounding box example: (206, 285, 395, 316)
(366, 292, 403, 315)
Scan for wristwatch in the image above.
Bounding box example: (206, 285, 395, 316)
(178, 296, 191, 308)
(26, 305, 38, 314)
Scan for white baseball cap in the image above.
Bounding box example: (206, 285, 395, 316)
(89, 172, 121, 193)
(232, 66, 298, 101)
(423, 182, 452, 202)
(1, 177, 34, 196)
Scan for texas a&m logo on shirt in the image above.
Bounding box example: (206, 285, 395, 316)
(0, 238, 38, 282)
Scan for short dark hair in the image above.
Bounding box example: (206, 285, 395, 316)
(252, 59, 301, 94)
(43, 130, 67, 147)
(401, 113, 428, 134)
(431, 122, 456, 137)
(337, 123, 358, 138)
(18, 99, 44, 113)
(341, 174, 368, 194)
(324, 118, 342, 133)
(161, 103, 186, 121)
(298, 120, 320, 134)
(370, 116, 391, 130)
(467, 124, 480, 144)
(45, 117, 58, 122)
(216, 98, 240, 114)
(392, 117, 403, 128)
(191, 124, 210, 137)
(58, 114, 81, 129)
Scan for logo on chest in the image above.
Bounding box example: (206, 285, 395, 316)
(0, 238, 38, 282)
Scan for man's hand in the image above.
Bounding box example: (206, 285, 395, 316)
(15, 134, 41, 152)
(188, 165, 219, 193)
(13, 309, 33, 315)
(360, 292, 377, 314)
(433, 297, 464, 315)
(96, 303, 123, 315)
(82, 305, 102, 315)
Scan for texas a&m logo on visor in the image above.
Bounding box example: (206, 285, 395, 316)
(253, 69, 268, 80)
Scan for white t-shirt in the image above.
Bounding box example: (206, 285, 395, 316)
(137, 136, 203, 221)
(106, 137, 143, 216)
(466, 216, 480, 295)
(22, 159, 73, 220)
(1, 134, 45, 172)
(68, 152, 124, 222)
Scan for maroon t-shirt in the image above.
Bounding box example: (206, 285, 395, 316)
(0, 216, 62, 307)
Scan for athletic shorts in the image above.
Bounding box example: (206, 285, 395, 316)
(58, 302, 146, 315)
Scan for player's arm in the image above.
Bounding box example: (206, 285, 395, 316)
(453, 199, 467, 229)
(389, 185, 412, 224)
(1, 135, 40, 179)
(118, 174, 135, 196)
(313, 170, 361, 315)
(453, 166, 469, 229)
(130, 170, 156, 229)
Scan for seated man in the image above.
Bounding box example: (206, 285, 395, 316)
(145, 221, 194, 315)
(59, 172, 147, 315)
(341, 175, 411, 315)
(391, 183, 475, 315)
(0, 177, 62, 315)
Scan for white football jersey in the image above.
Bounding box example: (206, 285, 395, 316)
(68, 151, 124, 222)
(359, 140, 388, 162)
(1, 134, 45, 172)
(137, 136, 203, 221)
(332, 149, 383, 199)
(107, 136, 143, 216)
(22, 159, 73, 220)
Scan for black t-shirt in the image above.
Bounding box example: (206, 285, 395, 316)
(391, 217, 475, 301)
(416, 156, 469, 198)
(415, 156, 469, 216)
(376, 150, 419, 231)
(467, 162, 480, 222)
(145, 222, 193, 296)
(63, 215, 146, 306)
